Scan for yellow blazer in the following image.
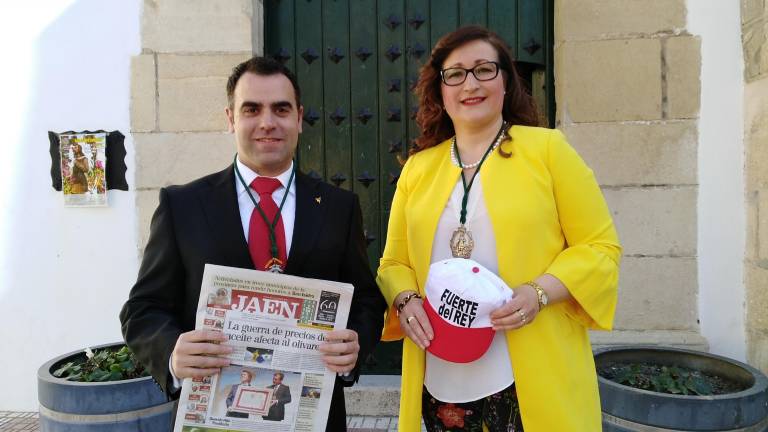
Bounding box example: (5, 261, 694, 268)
(377, 126, 621, 431)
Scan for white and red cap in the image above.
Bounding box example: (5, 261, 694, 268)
(424, 258, 513, 363)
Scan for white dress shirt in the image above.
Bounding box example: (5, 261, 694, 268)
(424, 176, 515, 402)
(235, 158, 296, 255)
(235, 158, 352, 380)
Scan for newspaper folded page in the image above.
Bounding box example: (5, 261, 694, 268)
(173, 264, 353, 432)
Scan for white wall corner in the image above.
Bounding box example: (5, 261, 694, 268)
(687, 0, 747, 361)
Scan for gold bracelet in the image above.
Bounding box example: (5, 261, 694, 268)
(524, 281, 548, 310)
(396, 292, 422, 316)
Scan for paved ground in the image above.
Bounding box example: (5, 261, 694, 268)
(0, 412, 38, 431)
(0, 411, 422, 431)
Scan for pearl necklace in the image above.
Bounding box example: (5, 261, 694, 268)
(449, 123, 507, 169)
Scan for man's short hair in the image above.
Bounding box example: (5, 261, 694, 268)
(274, 372, 285, 380)
(226, 56, 302, 109)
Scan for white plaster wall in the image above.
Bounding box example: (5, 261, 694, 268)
(0, 1, 141, 410)
(688, 1, 747, 361)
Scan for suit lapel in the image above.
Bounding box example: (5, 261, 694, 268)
(285, 172, 327, 274)
(200, 165, 254, 269)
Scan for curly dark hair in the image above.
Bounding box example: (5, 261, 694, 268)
(413, 26, 539, 155)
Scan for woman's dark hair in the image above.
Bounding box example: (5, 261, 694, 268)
(413, 26, 539, 154)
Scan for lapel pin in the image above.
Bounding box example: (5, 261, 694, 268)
(315, 196, 322, 204)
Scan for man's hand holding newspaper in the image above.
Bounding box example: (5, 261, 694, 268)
(318, 329, 359, 374)
(171, 330, 232, 379)
(172, 264, 355, 432)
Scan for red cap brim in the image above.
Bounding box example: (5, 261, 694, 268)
(424, 297, 494, 363)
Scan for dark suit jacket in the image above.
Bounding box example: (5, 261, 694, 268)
(119, 165, 386, 431)
(226, 383, 241, 409)
(225, 383, 248, 418)
(262, 383, 291, 421)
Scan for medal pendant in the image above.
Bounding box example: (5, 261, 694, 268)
(264, 257, 285, 274)
(450, 225, 474, 259)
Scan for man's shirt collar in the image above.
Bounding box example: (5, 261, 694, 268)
(235, 158, 295, 193)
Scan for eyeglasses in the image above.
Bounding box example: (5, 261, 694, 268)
(440, 61, 501, 86)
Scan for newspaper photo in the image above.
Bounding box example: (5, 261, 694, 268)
(59, 132, 107, 207)
(173, 264, 353, 432)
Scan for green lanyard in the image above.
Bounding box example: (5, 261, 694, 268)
(233, 154, 295, 262)
(453, 123, 506, 225)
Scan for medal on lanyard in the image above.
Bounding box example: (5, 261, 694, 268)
(233, 154, 295, 273)
(449, 122, 506, 259)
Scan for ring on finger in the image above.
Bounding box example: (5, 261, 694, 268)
(406, 316, 416, 324)
(518, 309, 527, 324)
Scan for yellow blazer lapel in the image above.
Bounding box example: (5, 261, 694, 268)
(409, 142, 461, 289)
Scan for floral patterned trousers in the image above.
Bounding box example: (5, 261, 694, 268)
(422, 384, 524, 432)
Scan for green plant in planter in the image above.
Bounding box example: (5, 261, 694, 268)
(610, 363, 713, 395)
(598, 361, 747, 396)
(595, 346, 768, 431)
(52, 345, 148, 382)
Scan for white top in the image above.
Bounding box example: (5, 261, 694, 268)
(235, 158, 296, 255)
(424, 175, 515, 403)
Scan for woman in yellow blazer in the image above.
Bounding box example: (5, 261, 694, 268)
(377, 26, 621, 431)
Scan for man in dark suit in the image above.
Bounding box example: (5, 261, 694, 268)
(262, 372, 291, 421)
(225, 369, 254, 418)
(119, 56, 386, 431)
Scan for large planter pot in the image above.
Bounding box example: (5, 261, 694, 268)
(38, 342, 175, 432)
(595, 346, 768, 431)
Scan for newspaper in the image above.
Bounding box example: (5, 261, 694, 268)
(173, 264, 353, 432)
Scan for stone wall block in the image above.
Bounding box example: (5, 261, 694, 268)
(556, 0, 686, 41)
(130, 54, 156, 132)
(614, 257, 698, 331)
(590, 330, 708, 351)
(158, 53, 252, 79)
(666, 36, 701, 119)
(561, 121, 697, 186)
(741, 0, 766, 24)
(743, 20, 767, 81)
(156, 54, 251, 132)
(746, 263, 768, 331)
(137, 189, 160, 252)
(557, 39, 662, 122)
(747, 329, 768, 374)
(252, 1, 264, 56)
(760, 192, 768, 261)
(747, 191, 759, 261)
(603, 187, 697, 256)
(134, 132, 234, 189)
(142, 0, 253, 53)
(762, 21, 768, 75)
(156, 54, 250, 132)
(159, 76, 229, 132)
(746, 79, 768, 189)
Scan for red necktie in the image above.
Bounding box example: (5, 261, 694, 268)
(248, 177, 287, 271)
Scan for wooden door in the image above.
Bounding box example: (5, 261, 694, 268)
(265, 0, 553, 374)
